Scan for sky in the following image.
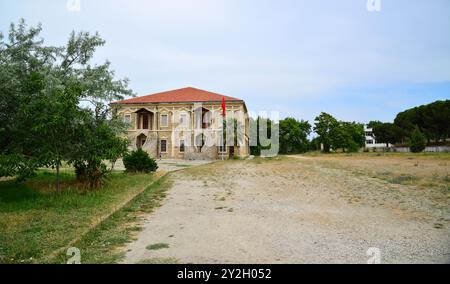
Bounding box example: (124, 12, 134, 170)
(1, 0, 449, 124)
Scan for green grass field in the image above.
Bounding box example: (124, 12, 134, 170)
(0, 170, 160, 263)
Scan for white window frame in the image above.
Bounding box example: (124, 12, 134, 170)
(160, 139, 167, 153)
(123, 114, 131, 125)
(160, 114, 168, 127)
(180, 113, 188, 127)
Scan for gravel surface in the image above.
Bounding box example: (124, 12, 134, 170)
(121, 157, 450, 264)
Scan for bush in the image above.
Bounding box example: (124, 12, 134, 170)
(409, 127, 426, 153)
(123, 149, 158, 173)
(74, 160, 108, 189)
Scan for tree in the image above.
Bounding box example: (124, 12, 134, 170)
(372, 123, 401, 147)
(367, 120, 382, 129)
(314, 112, 338, 153)
(339, 122, 365, 152)
(308, 137, 321, 151)
(330, 122, 364, 153)
(0, 20, 133, 189)
(279, 118, 311, 154)
(394, 100, 450, 144)
(69, 112, 129, 188)
(409, 127, 426, 153)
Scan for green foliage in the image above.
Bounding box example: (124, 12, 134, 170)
(409, 127, 426, 153)
(371, 122, 402, 147)
(74, 161, 109, 189)
(279, 117, 311, 154)
(308, 137, 321, 151)
(313, 112, 338, 153)
(314, 113, 364, 153)
(394, 100, 450, 143)
(0, 170, 158, 263)
(0, 20, 133, 189)
(249, 117, 273, 156)
(367, 120, 382, 129)
(146, 243, 170, 250)
(123, 149, 158, 173)
(336, 122, 365, 152)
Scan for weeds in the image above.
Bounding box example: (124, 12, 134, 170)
(146, 243, 169, 250)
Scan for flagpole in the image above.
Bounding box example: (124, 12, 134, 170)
(222, 96, 226, 161)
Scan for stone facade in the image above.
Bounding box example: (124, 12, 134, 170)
(110, 101, 250, 160)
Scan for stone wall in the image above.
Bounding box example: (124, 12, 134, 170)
(184, 146, 218, 160)
(393, 146, 450, 153)
(114, 101, 250, 160)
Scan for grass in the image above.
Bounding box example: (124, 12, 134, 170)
(46, 174, 173, 264)
(146, 243, 170, 250)
(296, 152, 450, 190)
(302, 151, 450, 160)
(136, 257, 179, 264)
(0, 170, 159, 264)
(174, 164, 192, 168)
(390, 174, 419, 185)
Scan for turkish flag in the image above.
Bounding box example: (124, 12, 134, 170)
(221, 96, 226, 117)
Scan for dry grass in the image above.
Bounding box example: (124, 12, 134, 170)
(297, 152, 450, 191)
(123, 154, 450, 264)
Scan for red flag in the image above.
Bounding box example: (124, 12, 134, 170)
(221, 96, 226, 117)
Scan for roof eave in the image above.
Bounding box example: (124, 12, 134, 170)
(110, 100, 244, 105)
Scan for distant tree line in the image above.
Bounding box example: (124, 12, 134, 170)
(368, 100, 450, 148)
(250, 100, 449, 155)
(250, 112, 365, 155)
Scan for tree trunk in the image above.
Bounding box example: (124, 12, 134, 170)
(56, 163, 60, 193)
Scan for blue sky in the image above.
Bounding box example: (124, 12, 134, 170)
(1, 0, 449, 123)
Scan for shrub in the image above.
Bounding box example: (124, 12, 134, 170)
(409, 127, 426, 153)
(74, 161, 108, 189)
(123, 149, 158, 173)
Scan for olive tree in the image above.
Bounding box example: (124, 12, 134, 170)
(0, 20, 133, 190)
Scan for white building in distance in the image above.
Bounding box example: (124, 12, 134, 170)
(364, 125, 392, 148)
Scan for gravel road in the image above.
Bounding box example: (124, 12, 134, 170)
(121, 156, 450, 264)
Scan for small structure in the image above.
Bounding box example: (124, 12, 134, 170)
(110, 87, 250, 160)
(364, 125, 392, 148)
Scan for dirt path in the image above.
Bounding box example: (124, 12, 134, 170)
(121, 157, 450, 264)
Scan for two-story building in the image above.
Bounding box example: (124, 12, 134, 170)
(364, 125, 392, 148)
(110, 87, 250, 160)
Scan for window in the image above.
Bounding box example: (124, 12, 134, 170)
(161, 114, 168, 127)
(180, 139, 185, 152)
(160, 140, 167, 153)
(180, 113, 187, 127)
(218, 144, 227, 153)
(366, 140, 374, 144)
(124, 114, 131, 125)
(142, 114, 149, 129)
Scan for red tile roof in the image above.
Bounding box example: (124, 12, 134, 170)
(112, 87, 242, 104)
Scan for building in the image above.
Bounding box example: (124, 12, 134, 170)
(110, 87, 250, 160)
(364, 125, 391, 148)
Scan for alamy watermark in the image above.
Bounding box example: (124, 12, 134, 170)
(66, 247, 81, 264)
(367, 0, 381, 12)
(119, 103, 281, 157)
(66, 0, 81, 13)
(366, 247, 381, 264)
